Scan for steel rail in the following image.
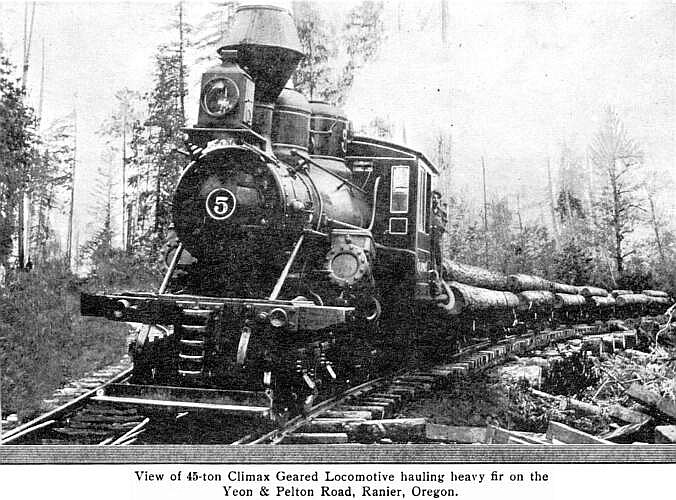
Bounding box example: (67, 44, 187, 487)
(1, 367, 133, 444)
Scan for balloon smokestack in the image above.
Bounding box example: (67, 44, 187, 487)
(219, 4, 304, 104)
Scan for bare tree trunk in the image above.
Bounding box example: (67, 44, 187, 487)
(609, 159, 623, 276)
(546, 158, 559, 247)
(18, 2, 36, 269)
(126, 202, 134, 252)
(647, 192, 665, 265)
(515, 193, 525, 268)
(37, 37, 44, 123)
(122, 108, 127, 251)
(154, 161, 161, 234)
(481, 157, 489, 267)
(66, 100, 77, 270)
(586, 152, 594, 213)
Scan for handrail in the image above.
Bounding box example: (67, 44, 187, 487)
(290, 149, 366, 194)
(368, 176, 381, 231)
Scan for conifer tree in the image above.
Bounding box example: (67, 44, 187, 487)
(30, 115, 75, 261)
(144, 46, 187, 246)
(292, 1, 384, 105)
(194, 1, 238, 61)
(81, 146, 118, 265)
(330, 0, 384, 105)
(98, 88, 144, 252)
(589, 107, 644, 278)
(132, 3, 191, 252)
(0, 54, 38, 263)
(292, 1, 337, 101)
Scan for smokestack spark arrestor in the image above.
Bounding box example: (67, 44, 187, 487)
(219, 5, 304, 104)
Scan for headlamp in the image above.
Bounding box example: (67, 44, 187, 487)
(269, 308, 288, 328)
(201, 77, 239, 117)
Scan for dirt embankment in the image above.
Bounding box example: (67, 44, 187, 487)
(0, 265, 131, 419)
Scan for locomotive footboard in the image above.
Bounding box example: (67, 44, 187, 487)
(81, 292, 357, 418)
(93, 383, 274, 416)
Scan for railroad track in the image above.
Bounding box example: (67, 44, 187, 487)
(239, 320, 644, 445)
(0, 367, 142, 445)
(0, 319, 648, 446)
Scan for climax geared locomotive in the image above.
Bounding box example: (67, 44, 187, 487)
(82, 5, 444, 418)
(81, 4, 672, 420)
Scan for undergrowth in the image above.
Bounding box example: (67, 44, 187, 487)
(0, 257, 159, 420)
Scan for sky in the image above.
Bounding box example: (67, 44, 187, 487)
(0, 0, 674, 249)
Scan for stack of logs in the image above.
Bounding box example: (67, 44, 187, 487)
(439, 259, 672, 318)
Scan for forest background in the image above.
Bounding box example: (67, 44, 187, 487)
(0, 0, 674, 418)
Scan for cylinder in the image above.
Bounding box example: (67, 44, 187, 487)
(517, 290, 556, 311)
(507, 273, 552, 292)
(580, 286, 609, 297)
(445, 281, 519, 315)
(646, 296, 671, 307)
(550, 282, 580, 295)
(442, 259, 510, 290)
(589, 296, 616, 307)
(615, 294, 649, 306)
(554, 293, 586, 309)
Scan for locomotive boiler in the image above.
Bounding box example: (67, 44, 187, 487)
(81, 4, 672, 420)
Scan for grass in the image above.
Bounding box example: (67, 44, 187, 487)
(0, 262, 137, 420)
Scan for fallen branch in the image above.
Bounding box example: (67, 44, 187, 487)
(531, 388, 649, 424)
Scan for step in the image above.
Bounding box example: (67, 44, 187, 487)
(180, 339, 205, 346)
(178, 354, 204, 361)
(181, 325, 207, 334)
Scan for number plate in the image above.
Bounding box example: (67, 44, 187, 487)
(205, 188, 236, 220)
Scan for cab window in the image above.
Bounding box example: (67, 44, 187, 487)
(390, 165, 409, 213)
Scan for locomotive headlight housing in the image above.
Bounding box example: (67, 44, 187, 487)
(201, 77, 240, 117)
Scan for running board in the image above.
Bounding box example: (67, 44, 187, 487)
(92, 383, 272, 416)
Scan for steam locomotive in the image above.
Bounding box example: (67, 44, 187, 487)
(81, 5, 672, 420)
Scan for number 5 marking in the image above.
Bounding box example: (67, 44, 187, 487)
(205, 188, 236, 220)
(213, 196, 230, 215)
